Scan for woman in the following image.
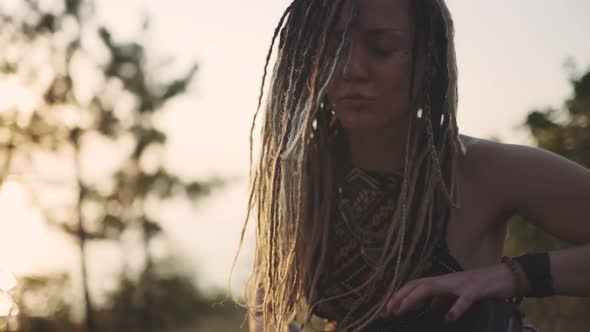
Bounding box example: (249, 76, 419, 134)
(233, 0, 590, 331)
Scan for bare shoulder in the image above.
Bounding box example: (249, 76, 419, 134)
(455, 133, 511, 184)
(455, 134, 510, 216)
(457, 133, 590, 244)
(456, 134, 498, 175)
(457, 133, 590, 188)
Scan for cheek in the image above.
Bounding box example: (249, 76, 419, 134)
(374, 60, 413, 114)
(326, 82, 336, 106)
(326, 73, 342, 108)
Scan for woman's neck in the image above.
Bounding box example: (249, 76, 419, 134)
(345, 116, 409, 174)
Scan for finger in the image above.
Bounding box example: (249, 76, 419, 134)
(384, 279, 421, 316)
(445, 294, 475, 322)
(395, 282, 441, 316)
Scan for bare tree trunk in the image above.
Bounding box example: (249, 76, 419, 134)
(139, 219, 153, 331)
(78, 228, 96, 332)
(74, 136, 97, 332)
(138, 194, 153, 331)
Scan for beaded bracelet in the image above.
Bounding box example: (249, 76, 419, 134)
(501, 256, 525, 304)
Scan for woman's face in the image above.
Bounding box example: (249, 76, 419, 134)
(327, 0, 418, 130)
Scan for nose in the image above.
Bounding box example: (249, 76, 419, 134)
(341, 40, 369, 81)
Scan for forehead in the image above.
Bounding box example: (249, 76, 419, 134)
(335, 0, 412, 32)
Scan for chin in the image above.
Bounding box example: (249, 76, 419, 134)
(335, 109, 391, 129)
(338, 118, 380, 129)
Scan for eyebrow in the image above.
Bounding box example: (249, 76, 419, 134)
(365, 28, 407, 35)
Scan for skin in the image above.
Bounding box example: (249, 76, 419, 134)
(325, 0, 590, 325)
(327, 0, 422, 174)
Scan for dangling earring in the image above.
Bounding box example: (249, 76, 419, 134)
(416, 85, 427, 121)
(329, 104, 338, 126)
(322, 97, 336, 116)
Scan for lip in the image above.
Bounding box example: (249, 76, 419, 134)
(336, 96, 375, 108)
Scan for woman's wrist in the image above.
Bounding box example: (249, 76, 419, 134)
(501, 256, 531, 302)
(477, 263, 518, 300)
(513, 252, 554, 297)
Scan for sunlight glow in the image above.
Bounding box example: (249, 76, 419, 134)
(0, 180, 71, 276)
(0, 292, 17, 317)
(0, 271, 16, 292)
(0, 77, 36, 117)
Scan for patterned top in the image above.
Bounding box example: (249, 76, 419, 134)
(312, 166, 464, 331)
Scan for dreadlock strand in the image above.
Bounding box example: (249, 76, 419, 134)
(354, 1, 463, 328)
(228, 2, 293, 317)
(235, 0, 467, 330)
(249, 4, 293, 178)
(284, 0, 350, 159)
(274, 1, 356, 326)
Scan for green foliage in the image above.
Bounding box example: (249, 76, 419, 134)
(104, 271, 215, 330)
(523, 71, 590, 166)
(11, 266, 249, 332)
(506, 216, 571, 254)
(11, 274, 78, 332)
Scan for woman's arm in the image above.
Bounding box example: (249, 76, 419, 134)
(549, 243, 590, 296)
(488, 142, 590, 295)
(382, 141, 590, 320)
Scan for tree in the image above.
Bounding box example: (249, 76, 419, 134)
(11, 273, 77, 332)
(525, 69, 590, 166)
(0, 1, 221, 331)
(11, 260, 248, 332)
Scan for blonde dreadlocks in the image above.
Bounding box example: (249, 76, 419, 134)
(230, 0, 467, 331)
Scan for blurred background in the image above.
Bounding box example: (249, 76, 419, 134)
(0, 0, 588, 331)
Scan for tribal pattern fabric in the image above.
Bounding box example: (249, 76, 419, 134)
(313, 166, 464, 331)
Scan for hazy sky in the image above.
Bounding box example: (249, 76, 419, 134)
(99, 0, 590, 291)
(92, 0, 590, 179)
(1, 0, 589, 297)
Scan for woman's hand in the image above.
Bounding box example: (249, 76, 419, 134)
(382, 263, 517, 322)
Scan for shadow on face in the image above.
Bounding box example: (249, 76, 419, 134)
(327, 0, 424, 130)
